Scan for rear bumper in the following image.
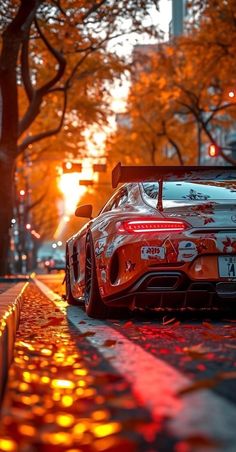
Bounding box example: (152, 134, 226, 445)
(103, 271, 236, 310)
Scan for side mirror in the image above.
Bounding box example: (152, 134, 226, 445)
(75, 204, 93, 219)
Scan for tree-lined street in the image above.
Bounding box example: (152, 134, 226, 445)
(1, 1, 236, 450)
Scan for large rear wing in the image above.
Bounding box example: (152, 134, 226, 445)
(112, 162, 236, 188)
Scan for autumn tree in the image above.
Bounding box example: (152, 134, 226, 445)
(108, 0, 236, 167)
(0, 0, 160, 274)
(107, 45, 197, 167)
(183, 0, 236, 163)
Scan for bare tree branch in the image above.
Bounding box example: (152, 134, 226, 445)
(82, 0, 107, 22)
(18, 88, 68, 154)
(34, 17, 66, 95)
(20, 30, 34, 101)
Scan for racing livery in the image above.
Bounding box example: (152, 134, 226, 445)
(66, 163, 236, 318)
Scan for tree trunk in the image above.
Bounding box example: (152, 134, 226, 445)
(0, 1, 40, 274)
(0, 155, 15, 275)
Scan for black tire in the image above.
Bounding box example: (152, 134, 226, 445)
(65, 260, 77, 305)
(84, 235, 109, 319)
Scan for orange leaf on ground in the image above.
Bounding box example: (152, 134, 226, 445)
(102, 340, 117, 347)
(178, 376, 220, 395)
(43, 317, 64, 327)
(202, 321, 214, 329)
(179, 370, 236, 396)
(79, 331, 96, 337)
(123, 321, 133, 328)
(176, 435, 219, 451)
(183, 343, 210, 359)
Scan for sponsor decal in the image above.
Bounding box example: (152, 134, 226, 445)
(125, 260, 136, 272)
(105, 236, 126, 257)
(105, 243, 115, 257)
(98, 219, 110, 232)
(231, 215, 236, 223)
(178, 241, 198, 262)
(141, 246, 165, 260)
(113, 235, 126, 247)
(95, 238, 107, 257)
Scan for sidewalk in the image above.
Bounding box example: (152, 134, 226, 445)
(0, 279, 28, 401)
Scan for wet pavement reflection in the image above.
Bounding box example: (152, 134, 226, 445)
(0, 283, 164, 452)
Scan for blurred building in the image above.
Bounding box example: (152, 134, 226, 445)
(169, 0, 185, 36)
(169, 0, 199, 37)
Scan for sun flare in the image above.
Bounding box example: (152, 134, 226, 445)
(58, 173, 86, 215)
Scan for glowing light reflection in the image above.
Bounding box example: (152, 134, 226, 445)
(51, 379, 75, 390)
(92, 422, 121, 438)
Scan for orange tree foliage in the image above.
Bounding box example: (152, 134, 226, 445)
(107, 44, 197, 167)
(0, 0, 160, 273)
(107, 0, 236, 167)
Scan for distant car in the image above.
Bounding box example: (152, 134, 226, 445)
(44, 257, 65, 273)
(65, 163, 236, 318)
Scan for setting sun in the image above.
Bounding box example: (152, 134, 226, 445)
(58, 173, 86, 215)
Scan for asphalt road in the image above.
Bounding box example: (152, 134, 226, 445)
(1, 273, 236, 451)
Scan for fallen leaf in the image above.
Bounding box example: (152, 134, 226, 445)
(102, 340, 117, 347)
(202, 321, 214, 329)
(79, 331, 96, 337)
(202, 331, 224, 341)
(178, 376, 220, 395)
(43, 317, 64, 327)
(183, 343, 210, 359)
(196, 364, 206, 371)
(123, 321, 133, 328)
(176, 435, 219, 450)
(162, 316, 176, 326)
(218, 371, 236, 380)
(179, 370, 236, 396)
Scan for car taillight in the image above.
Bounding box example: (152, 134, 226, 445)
(118, 218, 188, 233)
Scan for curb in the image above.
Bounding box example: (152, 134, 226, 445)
(0, 282, 28, 402)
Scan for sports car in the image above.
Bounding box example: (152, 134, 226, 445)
(65, 163, 236, 318)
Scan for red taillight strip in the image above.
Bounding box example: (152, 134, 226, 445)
(118, 219, 188, 233)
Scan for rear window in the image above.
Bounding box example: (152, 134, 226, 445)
(142, 180, 236, 207)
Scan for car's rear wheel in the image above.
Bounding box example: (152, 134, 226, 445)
(84, 236, 109, 319)
(65, 256, 77, 305)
